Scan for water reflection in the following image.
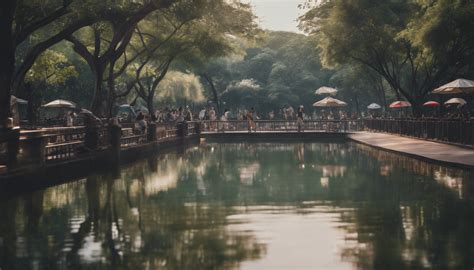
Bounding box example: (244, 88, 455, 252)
(1, 142, 474, 269)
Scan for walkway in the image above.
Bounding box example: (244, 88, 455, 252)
(349, 132, 474, 169)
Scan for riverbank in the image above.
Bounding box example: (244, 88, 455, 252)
(349, 132, 474, 169)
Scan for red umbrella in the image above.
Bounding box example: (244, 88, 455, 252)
(389, 101, 411, 109)
(423, 101, 440, 107)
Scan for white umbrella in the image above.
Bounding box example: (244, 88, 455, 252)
(315, 86, 338, 96)
(313, 97, 347, 107)
(432, 79, 474, 94)
(444, 98, 467, 106)
(42, 99, 76, 109)
(367, 103, 382, 110)
(10, 96, 28, 105)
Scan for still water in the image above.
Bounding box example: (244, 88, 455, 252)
(1, 142, 474, 270)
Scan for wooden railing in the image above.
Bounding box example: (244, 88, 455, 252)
(44, 127, 110, 161)
(42, 122, 198, 162)
(365, 118, 474, 146)
(199, 120, 365, 133)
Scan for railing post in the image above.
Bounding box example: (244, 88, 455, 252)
(147, 122, 157, 142)
(84, 127, 99, 151)
(195, 122, 201, 135)
(176, 122, 185, 137)
(1, 128, 20, 172)
(22, 132, 47, 169)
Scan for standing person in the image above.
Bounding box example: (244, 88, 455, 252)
(297, 105, 305, 132)
(66, 111, 75, 127)
(177, 106, 185, 122)
(287, 106, 295, 120)
(247, 107, 256, 133)
(185, 106, 193, 121)
(269, 110, 275, 120)
(136, 111, 147, 134)
(221, 109, 230, 131)
(199, 107, 206, 121)
(209, 107, 217, 131)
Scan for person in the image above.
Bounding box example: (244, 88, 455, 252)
(136, 112, 147, 134)
(209, 107, 217, 130)
(199, 107, 206, 121)
(220, 109, 230, 131)
(297, 105, 305, 132)
(66, 111, 75, 127)
(185, 106, 193, 121)
(177, 106, 185, 122)
(247, 107, 256, 132)
(269, 110, 275, 120)
(82, 109, 102, 151)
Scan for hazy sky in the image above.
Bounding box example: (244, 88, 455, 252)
(246, 0, 306, 32)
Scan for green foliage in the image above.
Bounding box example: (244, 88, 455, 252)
(202, 31, 334, 112)
(299, 0, 474, 113)
(156, 71, 205, 104)
(26, 49, 77, 86)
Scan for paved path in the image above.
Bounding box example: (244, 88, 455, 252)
(349, 132, 474, 168)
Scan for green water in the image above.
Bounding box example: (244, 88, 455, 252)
(1, 142, 474, 270)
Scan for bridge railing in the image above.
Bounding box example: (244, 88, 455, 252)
(44, 127, 110, 161)
(199, 120, 365, 133)
(42, 122, 198, 163)
(365, 118, 474, 146)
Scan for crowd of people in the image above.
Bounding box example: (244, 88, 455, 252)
(126, 104, 362, 134)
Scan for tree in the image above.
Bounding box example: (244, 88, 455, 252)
(198, 31, 334, 113)
(221, 79, 263, 108)
(300, 0, 474, 115)
(24, 49, 77, 122)
(155, 71, 206, 105)
(1, 0, 104, 128)
(0, 0, 16, 129)
(65, 1, 175, 116)
(119, 0, 260, 114)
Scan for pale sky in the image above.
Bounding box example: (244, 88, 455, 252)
(246, 0, 306, 32)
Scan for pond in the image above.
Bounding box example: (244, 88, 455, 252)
(1, 142, 474, 270)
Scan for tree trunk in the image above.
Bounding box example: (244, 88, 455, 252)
(91, 65, 105, 116)
(147, 95, 154, 115)
(200, 73, 220, 113)
(353, 93, 361, 117)
(0, 0, 16, 130)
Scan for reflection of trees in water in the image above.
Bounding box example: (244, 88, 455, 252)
(356, 143, 473, 198)
(0, 154, 265, 270)
(332, 146, 474, 269)
(178, 143, 474, 269)
(2, 143, 474, 269)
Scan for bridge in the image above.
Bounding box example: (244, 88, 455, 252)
(199, 120, 364, 134)
(1, 118, 474, 181)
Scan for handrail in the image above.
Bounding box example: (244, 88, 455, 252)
(365, 119, 474, 146)
(198, 120, 365, 133)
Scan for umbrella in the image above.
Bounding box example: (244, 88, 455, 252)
(43, 99, 76, 109)
(367, 103, 382, 110)
(444, 98, 467, 106)
(432, 78, 474, 94)
(389, 101, 411, 109)
(313, 97, 347, 107)
(79, 108, 95, 115)
(423, 101, 440, 107)
(315, 87, 338, 96)
(10, 96, 28, 105)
